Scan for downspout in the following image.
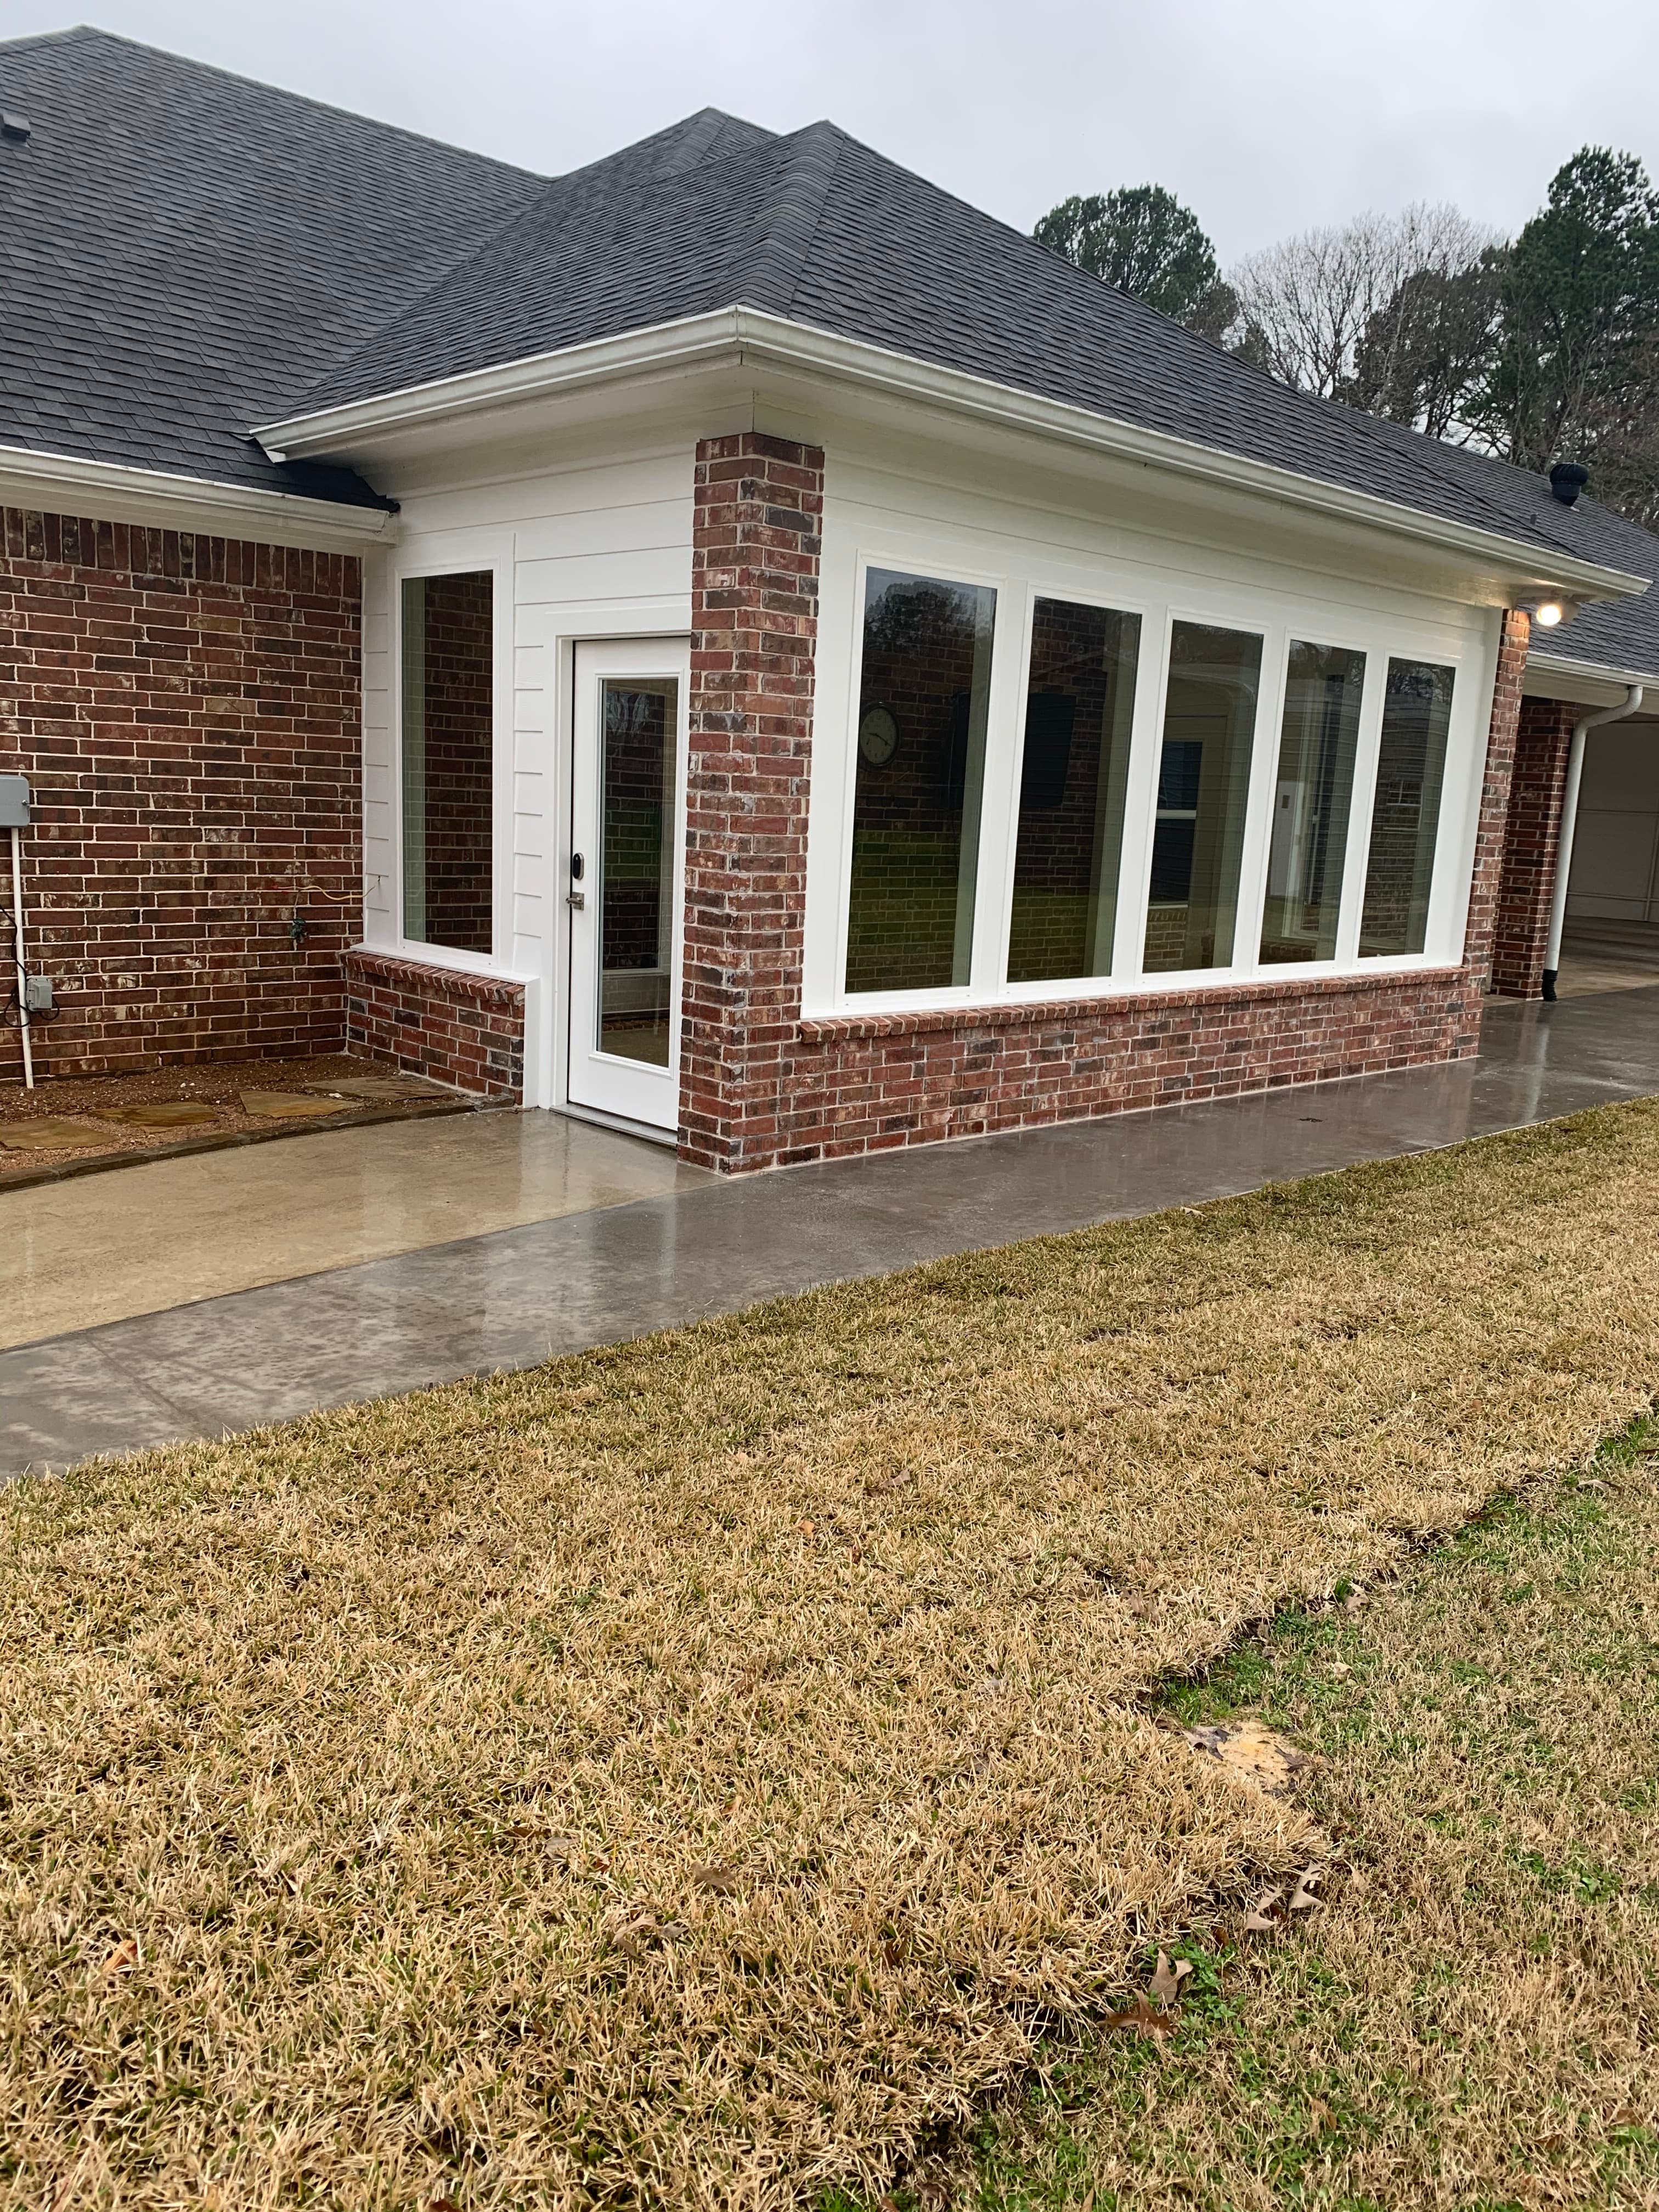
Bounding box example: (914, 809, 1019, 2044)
(1541, 685, 1645, 1001)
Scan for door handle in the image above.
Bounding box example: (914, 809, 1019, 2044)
(566, 889, 586, 910)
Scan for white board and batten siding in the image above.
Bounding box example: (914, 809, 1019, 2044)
(360, 445, 696, 1109)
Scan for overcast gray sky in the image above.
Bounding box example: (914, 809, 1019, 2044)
(5, 0, 1657, 261)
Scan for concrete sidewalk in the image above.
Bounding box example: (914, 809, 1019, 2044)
(5, 987, 1658, 1478)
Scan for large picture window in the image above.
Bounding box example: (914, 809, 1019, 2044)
(844, 567, 996, 994)
(1144, 620, 1263, 974)
(1259, 641, 1365, 964)
(1359, 658, 1455, 957)
(401, 569, 494, 955)
(1006, 600, 1141, 984)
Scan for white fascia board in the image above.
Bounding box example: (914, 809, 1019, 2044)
(0, 443, 397, 549)
(255, 305, 1647, 603)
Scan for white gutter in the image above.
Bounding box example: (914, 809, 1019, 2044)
(1542, 684, 1646, 1000)
(1527, 646, 1659, 693)
(0, 443, 397, 548)
(255, 306, 1646, 605)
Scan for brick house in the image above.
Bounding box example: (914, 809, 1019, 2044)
(4, 30, 1658, 1171)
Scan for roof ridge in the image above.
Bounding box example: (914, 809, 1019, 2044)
(274, 106, 784, 421)
(729, 122, 846, 316)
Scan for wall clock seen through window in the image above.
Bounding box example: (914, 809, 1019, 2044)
(858, 704, 898, 766)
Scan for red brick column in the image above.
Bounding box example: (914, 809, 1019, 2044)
(679, 432, 824, 1171)
(0, 506, 360, 1079)
(1490, 695, 1577, 998)
(1461, 607, 1531, 997)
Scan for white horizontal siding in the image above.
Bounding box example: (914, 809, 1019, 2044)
(362, 443, 695, 1108)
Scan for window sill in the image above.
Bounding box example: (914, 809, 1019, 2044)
(798, 962, 1470, 1043)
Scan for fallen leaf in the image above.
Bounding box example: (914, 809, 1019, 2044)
(101, 1939, 139, 1978)
(1103, 1996, 1175, 2038)
(1610, 2106, 1643, 2126)
(1147, 1949, 1194, 2006)
(1242, 1887, 1284, 1932)
(428, 2199, 462, 2212)
(1288, 1867, 1324, 1913)
(691, 1865, 740, 1894)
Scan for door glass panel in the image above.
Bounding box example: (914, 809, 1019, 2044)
(1259, 641, 1366, 964)
(1006, 600, 1141, 983)
(597, 676, 676, 1066)
(1143, 620, 1263, 973)
(1359, 658, 1455, 957)
(844, 567, 997, 994)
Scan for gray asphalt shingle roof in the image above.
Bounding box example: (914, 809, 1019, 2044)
(0, 26, 545, 505)
(4, 26, 1658, 682)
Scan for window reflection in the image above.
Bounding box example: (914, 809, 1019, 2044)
(844, 567, 996, 994)
(1359, 658, 1455, 957)
(597, 678, 676, 1066)
(1143, 620, 1263, 973)
(1259, 642, 1365, 964)
(1006, 600, 1140, 983)
(401, 571, 493, 953)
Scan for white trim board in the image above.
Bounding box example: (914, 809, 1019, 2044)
(0, 443, 397, 551)
(253, 307, 1644, 607)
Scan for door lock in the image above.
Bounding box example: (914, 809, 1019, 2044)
(567, 849, 586, 909)
(567, 889, 585, 910)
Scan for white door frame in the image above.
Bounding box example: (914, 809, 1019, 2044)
(564, 636, 690, 1138)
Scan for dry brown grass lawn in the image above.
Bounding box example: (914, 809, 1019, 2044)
(5, 1102, 1659, 2208)
(958, 1450, 1659, 2210)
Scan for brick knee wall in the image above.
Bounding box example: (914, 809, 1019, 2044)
(783, 967, 1482, 1159)
(1491, 695, 1578, 998)
(0, 507, 361, 1082)
(343, 949, 524, 1098)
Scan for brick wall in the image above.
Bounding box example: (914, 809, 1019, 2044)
(680, 492, 1532, 1171)
(1491, 692, 1577, 998)
(343, 949, 523, 1098)
(680, 432, 824, 1171)
(0, 506, 360, 1081)
(788, 967, 1481, 1156)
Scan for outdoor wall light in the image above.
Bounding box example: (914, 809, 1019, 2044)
(1514, 596, 1568, 628)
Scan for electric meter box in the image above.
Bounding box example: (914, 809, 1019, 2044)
(0, 775, 30, 828)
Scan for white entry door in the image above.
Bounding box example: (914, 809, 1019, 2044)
(566, 637, 690, 1133)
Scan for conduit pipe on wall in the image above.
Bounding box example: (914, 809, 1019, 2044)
(1542, 684, 1645, 1002)
(8, 823, 31, 1089)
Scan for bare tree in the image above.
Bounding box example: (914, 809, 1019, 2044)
(1228, 205, 1502, 420)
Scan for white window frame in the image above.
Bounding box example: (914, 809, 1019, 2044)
(390, 533, 516, 978)
(809, 526, 1491, 1020)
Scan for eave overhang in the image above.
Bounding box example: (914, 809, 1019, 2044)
(1525, 646, 1659, 709)
(255, 305, 1649, 607)
(0, 443, 399, 550)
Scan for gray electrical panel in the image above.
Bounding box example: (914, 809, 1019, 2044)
(0, 774, 29, 828)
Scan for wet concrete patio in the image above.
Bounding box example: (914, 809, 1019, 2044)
(5, 985, 1659, 1479)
